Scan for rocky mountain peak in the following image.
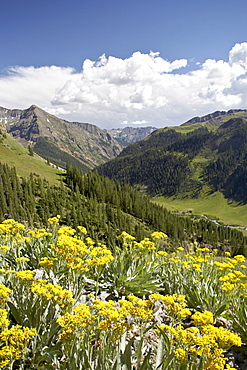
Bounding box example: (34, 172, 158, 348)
(0, 105, 123, 170)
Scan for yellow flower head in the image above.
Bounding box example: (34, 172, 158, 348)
(150, 231, 168, 240)
(192, 311, 214, 326)
(48, 215, 61, 225)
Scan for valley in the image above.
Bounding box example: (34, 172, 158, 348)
(154, 191, 247, 235)
(0, 105, 247, 369)
(0, 106, 247, 251)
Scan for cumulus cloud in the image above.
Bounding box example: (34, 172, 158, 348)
(0, 43, 247, 128)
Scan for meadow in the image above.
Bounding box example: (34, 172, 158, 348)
(0, 133, 62, 184)
(0, 217, 246, 369)
(154, 192, 247, 232)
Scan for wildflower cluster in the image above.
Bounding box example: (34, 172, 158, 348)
(93, 295, 153, 341)
(31, 280, 75, 309)
(0, 285, 11, 305)
(160, 310, 242, 370)
(0, 269, 35, 282)
(214, 255, 247, 293)
(0, 219, 25, 238)
(57, 303, 96, 340)
(52, 230, 114, 271)
(47, 215, 61, 225)
(0, 309, 37, 368)
(27, 228, 52, 239)
(150, 293, 190, 321)
(0, 219, 245, 369)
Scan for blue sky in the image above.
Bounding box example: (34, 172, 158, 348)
(0, 0, 247, 128)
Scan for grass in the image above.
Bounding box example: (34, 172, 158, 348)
(0, 133, 63, 184)
(154, 191, 247, 234)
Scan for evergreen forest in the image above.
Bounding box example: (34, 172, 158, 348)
(97, 117, 247, 203)
(0, 161, 246, 255)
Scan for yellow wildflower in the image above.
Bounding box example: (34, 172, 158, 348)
(118, 231, 135, 242)
(39, 257, 57, 269)
(221, 281, 236, 293)
(150, 231, 168, 239)
(77, 226, 87, 235)
(14, 270, 35, 281)
(192, 311, 214, 326)
(174, 348, 187, 362)
(31, 281, 75, 309)
(0, 310, 10, 329)
(57, 304, 95, 340)
(15, 257, 30, 263)
(47, 215, 60, 224)
(0, 325, 37, 347)
(234, 255, 245, 263)
(0, 285, 11, 305)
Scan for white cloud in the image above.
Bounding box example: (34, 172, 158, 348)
(122, 119, 149, 125)
(0, 65, 75, 110)
(0, 43, 247, 128)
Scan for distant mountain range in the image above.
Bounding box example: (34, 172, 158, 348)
(2, 105, 247, 204)
(97, 109, 247, 204)
(107, 126, 157, 146)
(0, 105, 157, 171)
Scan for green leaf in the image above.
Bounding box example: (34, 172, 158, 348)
(120, 337, 135, 370)
(139, 349, 151, 370)
(7, 301, 22, 324)
(214, 302, 228, 317)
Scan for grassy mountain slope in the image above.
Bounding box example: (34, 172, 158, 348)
(0, 105, 123, 171)
(0, 128, 62, 184)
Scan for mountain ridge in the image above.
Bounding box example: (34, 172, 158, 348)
(183, 109, 247, 127)
(0, 105, 123, 170)
(97, 109, 247, 204)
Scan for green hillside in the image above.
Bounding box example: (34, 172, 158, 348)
(0, 129, 63, 184)
(1, 159, 246, 255)
(1, 109, 247, 254)
(155, 192, 247, 233)
(97, 112, 247, 203)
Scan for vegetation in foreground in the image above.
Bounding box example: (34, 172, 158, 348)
(0, 218, 246, 369)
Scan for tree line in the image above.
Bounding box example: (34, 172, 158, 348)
(0, 161, 246, 255)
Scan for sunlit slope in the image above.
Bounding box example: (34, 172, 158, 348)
(0, 130, 63, 184)
(154, 191, 247, 230)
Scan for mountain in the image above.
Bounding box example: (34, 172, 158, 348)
(97, 109, 247, 203)
(106, 126, 157, 146)
(0, 105, 123, 171)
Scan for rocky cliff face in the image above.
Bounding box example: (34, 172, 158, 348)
(0, 107, 23, 132)
(0, 105, 123, 170)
